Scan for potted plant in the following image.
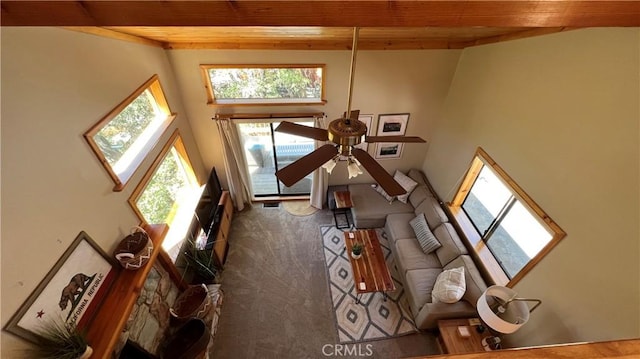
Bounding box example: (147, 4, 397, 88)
(29, 320, 91, 359)
(351, 242, 364, 259)
(182, 238, 218, 284)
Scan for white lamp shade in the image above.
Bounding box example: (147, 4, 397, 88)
(477, 285, 530, 334)
(347, 161, 362, 178)
(322, 159, 337, 174)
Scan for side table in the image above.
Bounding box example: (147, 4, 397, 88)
(327, 185, 351, 229)
(437, 318, 495, 354)
(333, 191, 352, 229)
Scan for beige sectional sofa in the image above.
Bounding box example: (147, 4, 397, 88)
(348, 169, 488, 329)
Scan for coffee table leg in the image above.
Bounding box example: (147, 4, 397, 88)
(383, 292, 388, 302)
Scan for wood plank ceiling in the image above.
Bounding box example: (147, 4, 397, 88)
(2, 1, 638, 50)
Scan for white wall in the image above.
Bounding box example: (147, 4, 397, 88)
(425, 28, 640, 346)
(0, 28, 204, 356)
(166, 49, 460, 189)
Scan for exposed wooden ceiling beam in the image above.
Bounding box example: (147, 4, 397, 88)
(2, 1, 638, 27)
(163, 38, 457, 50)
(64, 27, 166, 48)
(454, 27, 577, 48)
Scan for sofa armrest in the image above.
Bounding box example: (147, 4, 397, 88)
(414, 300, 477, 330)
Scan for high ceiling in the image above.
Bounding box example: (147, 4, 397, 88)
(2, 1, 638, 50)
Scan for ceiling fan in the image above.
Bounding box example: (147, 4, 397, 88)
(274, 27, 425, 196)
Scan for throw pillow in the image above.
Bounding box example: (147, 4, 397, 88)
(431, 267, 466, 304)
(394, 171, 418, 204)
(409, 213, 441, 254)
(374, 184, 395, 202)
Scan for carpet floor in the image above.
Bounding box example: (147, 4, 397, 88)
(210, 204, 439, 358)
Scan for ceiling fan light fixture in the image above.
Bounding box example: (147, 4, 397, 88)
(321, 156, 338, 174)
(347, 157, 363, 179)
(272, 27, 424, 193)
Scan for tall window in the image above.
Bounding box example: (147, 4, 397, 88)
(449, 148, 565, 286)
(201, 65, 325, 106)
(129, 130, 202, 253)
(85, 75, 175, 191)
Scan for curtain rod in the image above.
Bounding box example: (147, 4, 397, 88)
(214, 112, 325, 120)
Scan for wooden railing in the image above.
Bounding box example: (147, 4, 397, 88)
(412, 338, 640, 359)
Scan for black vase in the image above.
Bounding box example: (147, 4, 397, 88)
(162, 318, 211, 359)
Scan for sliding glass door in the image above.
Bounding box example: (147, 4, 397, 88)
(238, 120, 315, 196)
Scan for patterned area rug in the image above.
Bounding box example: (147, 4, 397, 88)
(320, 225, 417, 343)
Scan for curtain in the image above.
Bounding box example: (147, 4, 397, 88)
(310, 115, 329, 209)
(215, 117, 252, 211)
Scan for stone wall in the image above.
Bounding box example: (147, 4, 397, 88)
(118, 262, 180, 355)
(114, 262, 224, 357)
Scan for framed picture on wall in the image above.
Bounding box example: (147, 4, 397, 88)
(4, 231, 118, 343)
(376, 113, 410, 136)
(378, 113, 409, 136)
(354, 114, 374, 152)
(375, 142, 404, 159)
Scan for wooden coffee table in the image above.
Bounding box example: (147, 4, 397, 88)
(344, 229, 395, 304)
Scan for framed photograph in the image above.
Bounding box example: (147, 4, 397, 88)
(375, 142, 404, 159)
(4, 231, 118, 343)
(354, 114, 374, 152)
(377, 113, 410, 136)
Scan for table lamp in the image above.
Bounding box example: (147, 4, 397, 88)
(476, 285, 541, 334)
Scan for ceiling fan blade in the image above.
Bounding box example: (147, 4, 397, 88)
(365, 136, 426, 143)
(351, 148, 406, 196)
(275, 144, 338, 187)
(275, 121, 329, 141)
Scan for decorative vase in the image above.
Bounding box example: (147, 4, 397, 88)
(114, 226, 153, 270)
(79, 345, 93, 359)
(170, 284, 212, 324)
(351, 252, 362, 260)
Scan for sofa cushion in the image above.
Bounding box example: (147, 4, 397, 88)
(409, 185, 432, 208)
(393, 171, 418, 204)
(407, 169, 428, 186)
(394, 239, 441, 275)
(414, 196, 448, 230)
(409, 214, 441, 254)
(431, 267, 466, 303)
(405, 268, 442, 316)
(444, 255, 488, 305)
(434, 223, 469, 266)
(385, 213, 417, 244)
(349, 184, 414, 228)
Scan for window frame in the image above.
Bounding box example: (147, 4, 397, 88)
(84, 74, 176, 191)
(200, 64, 327, 106)
(128, 129, 200, 226)
(447, 147, 566, 287)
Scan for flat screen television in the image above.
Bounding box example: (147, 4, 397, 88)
(208, 167, 223, 206)
(195, 167, 224, 235)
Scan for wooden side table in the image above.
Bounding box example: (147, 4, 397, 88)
(327, 185, 351, 229)
(437, 318, 494, 354)
(333, 191, 352, 229)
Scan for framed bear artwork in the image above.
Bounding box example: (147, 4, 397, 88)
(4, 231, 118, 343)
